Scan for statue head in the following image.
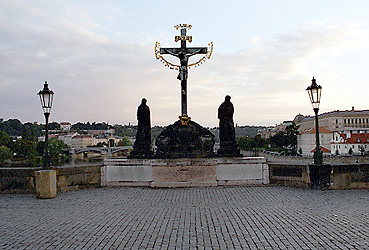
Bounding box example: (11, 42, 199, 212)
(141, 98, 147, 105)
(225, 95, 231, 102)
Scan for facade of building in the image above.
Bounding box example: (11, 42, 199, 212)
(60, 122, 71, 131)
(69, 134, 95, 148)
(296, 108, 369, 134)
(331, 132, 369, 155)
(295, 108, 369, 155)
(297, 127, 333, 156)
(58, 131, 125, 149)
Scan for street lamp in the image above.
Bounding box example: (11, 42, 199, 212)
(306, 76, 323, 165)
(38, 81, 54, 169)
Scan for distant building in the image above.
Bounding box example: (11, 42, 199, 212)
(297, 127, 333, 156)
(70, 134, 95, 148)
(260, 121, 293, 139)
(37, 134, 59, 142)
(58, 133, 94, 148)
(295, 107, 369, 156)
(331, 132, 369, 155)
(60, 122, 71, 131)
(296, 107, 369, 134)
(87, 129, 116, 136)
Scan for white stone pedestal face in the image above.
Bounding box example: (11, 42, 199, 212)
(102, 157, 268, 188)
(216, 157, 269, 185)
(35, 170, 57, 199)
(151, 159, 217, 187)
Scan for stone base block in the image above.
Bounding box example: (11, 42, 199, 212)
(103, 157, 269, 188)
(152, 160, 217, 186)
(151, 181, 218, 188)
(35, 170, 57, 199)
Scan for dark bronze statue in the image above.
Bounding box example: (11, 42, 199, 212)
(129, 98, 153, 158)
(218, 95, 235, 143)
(217, 95, 241, 157)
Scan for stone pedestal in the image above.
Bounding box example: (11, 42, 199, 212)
(35, 170, 57, 199)
(151, 159, 217, 187)
(103, 157, 268, 187)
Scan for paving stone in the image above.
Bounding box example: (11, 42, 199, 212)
(0, 186, 368, 249)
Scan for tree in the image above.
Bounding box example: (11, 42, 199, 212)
(114, 124, 137, 137)
(348, 147, 353, 156)
(13, 139, 38, 165)
(37, 138, 70, 166)
(48, 138, 70, 165)
(0, 119, 23, 136)
(269, 122, 299, 155)
(236, 135, 267, 151)
(335, 148, 339, 156)
(0, 145, 12, 165)
(285, 122, 299, 149)
(118, 136, 132, 146)
(0, 131, 13, 148)
(270, 131, 289, 149)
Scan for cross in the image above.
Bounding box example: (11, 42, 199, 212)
(159, 24, 208, 123)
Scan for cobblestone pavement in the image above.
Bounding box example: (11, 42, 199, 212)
(1, 186, 368, 249)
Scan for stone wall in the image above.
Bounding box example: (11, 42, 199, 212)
(0, 167, 40, 193)
(331, 164, 369, 189)
(56, 164, 101, 192)
(0, 164, 102, 194)
(269, 163, 369, 189)
(1, 161, 368, 193)
(268, 164, 310, 188)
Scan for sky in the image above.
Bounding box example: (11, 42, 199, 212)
(1, 0, 369, 127)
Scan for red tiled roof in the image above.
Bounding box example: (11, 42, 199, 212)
(339, 133, 369, 144)
(311, 146, 331, 153)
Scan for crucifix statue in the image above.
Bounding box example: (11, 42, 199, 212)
(155, 24, 213, 125)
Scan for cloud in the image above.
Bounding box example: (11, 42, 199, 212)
(1, 1, 369, 127)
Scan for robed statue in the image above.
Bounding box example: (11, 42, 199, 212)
(217, 95, 241, 157)
(129, 98, 153, 158)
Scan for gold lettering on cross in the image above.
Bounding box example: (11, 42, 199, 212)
(175, 35, 193, 43)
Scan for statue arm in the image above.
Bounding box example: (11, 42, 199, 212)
(187, 49, 202, 57)
(164, 49, 181, 58)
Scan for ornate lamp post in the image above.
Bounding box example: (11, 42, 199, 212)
(306, 77, 323, 165)
(38, 81, 54, 169)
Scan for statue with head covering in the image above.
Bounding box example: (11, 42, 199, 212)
(129, 98, 153, 158)
(217, 95, 241, 157)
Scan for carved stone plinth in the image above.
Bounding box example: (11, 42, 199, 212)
(155, 120, 215, 159)
(35, 170, 57, 199)
(102, 157, 269, 187)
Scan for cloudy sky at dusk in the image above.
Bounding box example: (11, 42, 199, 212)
(2, 0, 369, 127)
